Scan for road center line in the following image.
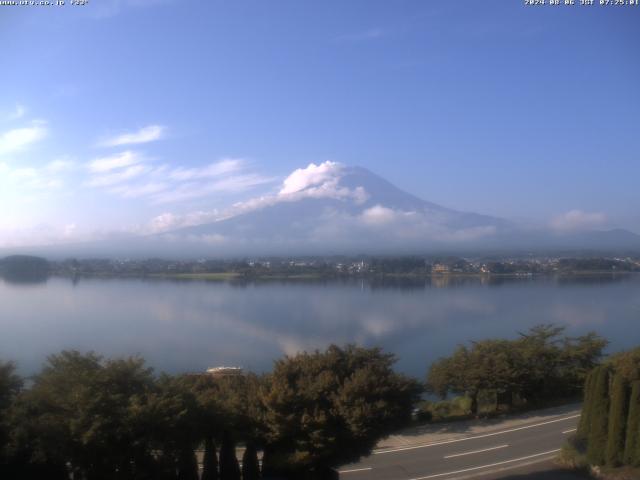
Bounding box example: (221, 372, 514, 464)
(338, 467, 373, 474)
(408, 449, 561, 480)
(562, 428, 577, 434)
(374, 414, 580, 455)
(444, 444, 509, 459)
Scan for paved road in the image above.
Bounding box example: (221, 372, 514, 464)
(338, 413, 580, 480)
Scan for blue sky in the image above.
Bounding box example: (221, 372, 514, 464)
(1, 0, 639, 246)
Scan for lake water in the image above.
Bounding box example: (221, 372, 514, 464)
(1, 275, 639, 378)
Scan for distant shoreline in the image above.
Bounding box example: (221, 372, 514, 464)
(45, 270, 640, 282)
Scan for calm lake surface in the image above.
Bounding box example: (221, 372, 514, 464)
(1, 275, 639, 377)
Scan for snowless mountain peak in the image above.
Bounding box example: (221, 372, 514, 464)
(161, 163, 515, 254)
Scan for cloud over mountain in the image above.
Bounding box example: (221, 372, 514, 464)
(150, 162, 512, 254)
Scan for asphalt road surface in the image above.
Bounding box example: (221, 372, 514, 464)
(338, 413, 581, 480)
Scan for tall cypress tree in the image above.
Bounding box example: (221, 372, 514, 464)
(177, 448, 199, 480)
(219, 430, 241, 480)
(605, 374, 629, 466)
(202, 437, 219, 480)
(201, 437, 219, 480)
(624, 381, 640, 467)
(241, 442, 261, 480)
(577, 369, 597, 440)
(587, 366, 610, 466)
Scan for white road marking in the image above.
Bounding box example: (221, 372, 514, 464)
(562, 428, 577, 434)
(444, 444, 509, 459)
(338, 467, 373, 474)
(408, 449, 561, 480)
(374, 414, 580, 455)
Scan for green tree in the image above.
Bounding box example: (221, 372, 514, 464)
(177, 448, 199, 480)
(261, 345, 422, 477)
(577, 368, 597, 440)
(515, 324, 565, 402)
(427, 346, 483, 415)
(219, 430, 241, 480)
(427, 325, 607, 416)
(6, 351, 208, 480)
(0, 362, 23, 478)
(608, 347, 640, 382)
(201, 436, 219, 480)
(241, 442, 260, 480)
(561, 332, 608, 393)
(623, 381, 640, 467)
(605, 373, 629, 466)
(586, 366, 610, 466)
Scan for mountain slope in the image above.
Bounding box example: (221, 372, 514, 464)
(161, 163, 513, 254)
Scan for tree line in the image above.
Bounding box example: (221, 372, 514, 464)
(0, 326, 612, 479)
(427, 325, 607, 415)
(575, 347, 640, 468)
(0, 346, 421, 480)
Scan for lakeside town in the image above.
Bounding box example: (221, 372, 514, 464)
(42, 254, 640, 279)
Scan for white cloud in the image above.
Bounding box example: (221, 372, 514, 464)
(85, 155, 273, 204)
(359, 205, 398, 226)
(219, 161, 368, 217)
(0, 121, 48, 155)
(280, 161, 343, 194)
(146, 211, 220, 233)
(550, 209, 607, 233)
(168, 158, 242, 181)
(46, 158, 76, 173)
(98, 125, 166, 147)
(86, 164, 149, 187)
(150, 173, 273, 204)
(110, 182, 168, 198)
(87, 151, 142, 173)
(0, 161, 67, 190)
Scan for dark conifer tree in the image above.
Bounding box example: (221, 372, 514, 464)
(577, 369, 597, 440)
(587, 366, 611, 465)
(241, 442, 260, 480)
(605, 374, 629, 466)
(177, 448, 199, 480)
(219, 430, 241, 480)
(623, 381, 640, 467)
(201, 437, 219, 480)
(156, 454, 179, 480)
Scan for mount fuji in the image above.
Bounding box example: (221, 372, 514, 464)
(156, 162, 513, 255)
(150, 162, 638, 256)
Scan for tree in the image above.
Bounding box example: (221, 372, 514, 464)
(608, 347, 640, 383)
(623, 380, 640, 467)
(516, 324, 565, 402)
(586, 366, 610, 466)
(624, 381, 640, 466)
(0, 362, 21, 444)
(201, 437, 219, 480)
(261, 345, 422, 477)
(605, 373, 629, 466)
(577, 368, 597, 440)
(177, 448, 199, 480)
(0, 362, 23, 479)
(427, 325, 607, 416)
(427, 346, 483, 415)
(219, 430, 241, 480)
(5, 351, 209, 480)
(241, 442, 260, 480)
(561, 332, 608, 394)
